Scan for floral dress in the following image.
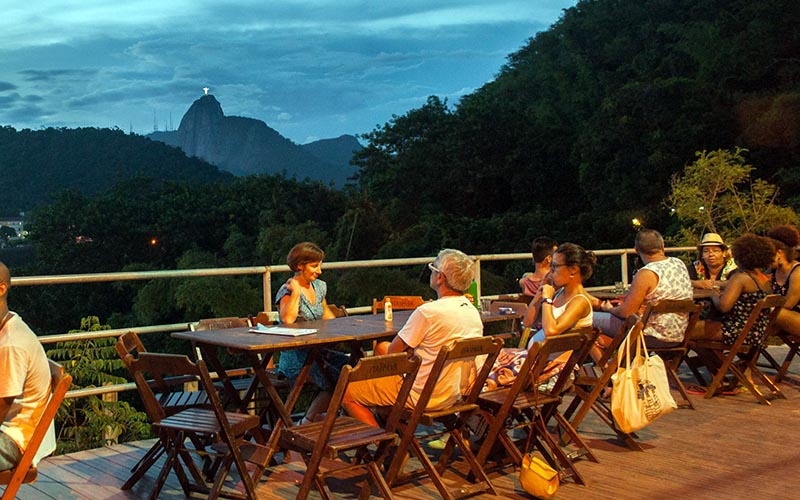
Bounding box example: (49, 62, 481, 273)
(720, 273, 769, 346)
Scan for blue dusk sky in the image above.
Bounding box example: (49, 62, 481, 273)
(0, 1, 577, 144)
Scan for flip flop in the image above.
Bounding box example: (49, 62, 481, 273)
(685, 384, 707, 395)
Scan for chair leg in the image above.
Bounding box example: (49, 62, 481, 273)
(666, 364, 695, 410)
(122, 440, 164, 490)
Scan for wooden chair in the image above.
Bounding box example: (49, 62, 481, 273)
(475, 328, 598, 485)
(385, 336, 504, 500)
(115, 331, 210, 490)
(0, 360, 71, 500)
(279, 353, 421, 500)
(760, 330, 800, 383)
(129, 352, 269, 500)
(250, 311, 280, 327)
(327, 303, 348, 318)
(689, 294, 787, 405)
(371, 295, 426, 314)
(641, 299, 702, 409)
(561, 315, 644, 451)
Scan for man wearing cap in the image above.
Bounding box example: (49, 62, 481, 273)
(688, 233, 738, 290)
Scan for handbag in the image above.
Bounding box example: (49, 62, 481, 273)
(611, 325, 676, 433)
(519, 453, 559, 499)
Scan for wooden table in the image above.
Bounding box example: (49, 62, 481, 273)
(172, 310, 413, 466)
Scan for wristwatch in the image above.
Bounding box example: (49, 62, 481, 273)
(543, 297, 554, 305)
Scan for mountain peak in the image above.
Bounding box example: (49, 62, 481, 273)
(149, 94, 359, 186)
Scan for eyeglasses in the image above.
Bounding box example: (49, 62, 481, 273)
(428, 262, 442, 274)
(551, 262, 567, 270)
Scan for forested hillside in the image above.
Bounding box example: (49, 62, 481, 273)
(0, 126, 232, 215)
(12, 0, 800, 334)
(352, 0, 800, 252)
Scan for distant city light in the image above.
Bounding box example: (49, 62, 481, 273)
(631, 218, 642, 229)
(149, 238, 158, 246)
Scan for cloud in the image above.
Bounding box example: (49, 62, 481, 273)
(0, 1, 576, 141)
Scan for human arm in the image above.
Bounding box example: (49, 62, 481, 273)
(710, 272, 745, 313)
(387, 335, 412, 355)
(278, 278, 302, 324)
(522, 286, 543, 328)
(540, 288, 592, 338)
(604, 269, 656, 318)
(320, 299, 336, 320)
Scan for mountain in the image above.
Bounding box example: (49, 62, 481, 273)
(148, 95, 360, 187)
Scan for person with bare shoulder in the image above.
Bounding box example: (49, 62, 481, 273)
(0, 261, 55, 471)
(590, 228, 693, 348)
(768, 225, 800, 335)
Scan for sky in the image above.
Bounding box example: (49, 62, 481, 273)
(0, 1, 577, 145)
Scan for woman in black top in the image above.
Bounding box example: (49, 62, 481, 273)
(768, 225, 800, 334)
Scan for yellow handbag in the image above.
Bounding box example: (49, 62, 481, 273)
(519, 453, 559, 499)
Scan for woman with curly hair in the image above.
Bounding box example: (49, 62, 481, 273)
(767, 224, 800, 334)
(693, 233, 776, 345)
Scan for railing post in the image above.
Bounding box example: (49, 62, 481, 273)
(263, 269, 272, 312)
(621, 251, 629, 287)
(474, 258, 481, 299)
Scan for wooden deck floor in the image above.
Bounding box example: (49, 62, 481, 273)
(9, 345, 800, 499)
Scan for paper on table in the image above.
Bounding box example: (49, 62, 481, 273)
(249, 324, 318, 336)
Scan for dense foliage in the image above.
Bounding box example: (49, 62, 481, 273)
(0, 126, 232, 215)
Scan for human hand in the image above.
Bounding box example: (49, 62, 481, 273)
(541, 284, 555, 300)
(600, 300, 614, 312)
(286, 277, 301, 295)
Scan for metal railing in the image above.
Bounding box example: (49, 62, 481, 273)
(21, 246, 693, 400)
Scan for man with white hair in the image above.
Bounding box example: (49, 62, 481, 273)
(343, 248, 482, 427)
(0, 261, 55, 470)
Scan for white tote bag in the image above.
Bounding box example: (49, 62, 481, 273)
(611, 326, 677, 433)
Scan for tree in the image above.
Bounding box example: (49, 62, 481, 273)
(47, 316, 151, 453)
(666, 147, 798, 244)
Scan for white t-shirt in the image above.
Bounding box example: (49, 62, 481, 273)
(0, 313, 56, 465)
(398, 295, 483, 410)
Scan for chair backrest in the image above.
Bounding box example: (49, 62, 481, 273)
(327, 304, 348, 318)
(191, 317, 251, 331)
(129, 352, 225, 424)
(414, 336, 504, 416)
(115, 331, 146, 370)
(595, 314, 641, 368)
(250, 311, 280, 327)
(514, 328, 597, 397)
(641, 299, 702, 347)
(372, 296, 426, 314)
(324, 353, 421, 437)
(0, 360, 72, 499)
